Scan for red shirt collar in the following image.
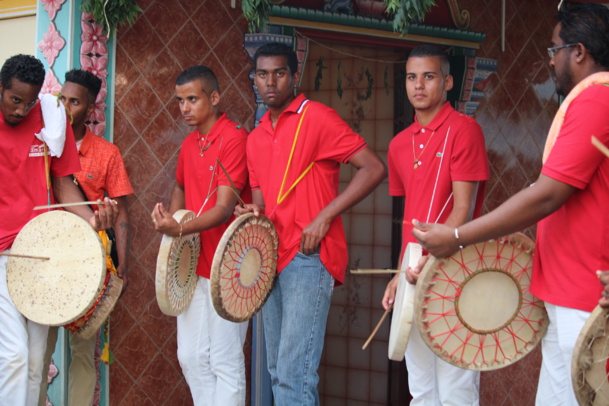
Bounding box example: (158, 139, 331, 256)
(411, 102, 453, 134)
(258, 94, 309, 127)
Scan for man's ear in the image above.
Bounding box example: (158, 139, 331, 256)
(86, 102, 96, 117)
(210, 90, 220, 107)
(444, 74, 454, 92)
(292, 70, 301, 90)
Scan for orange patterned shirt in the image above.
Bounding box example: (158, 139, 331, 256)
(75, 129, 133, 200)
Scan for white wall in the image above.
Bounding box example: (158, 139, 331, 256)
(0, 16, 36, 65)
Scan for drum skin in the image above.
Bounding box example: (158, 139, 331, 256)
(211, 213, 278, 322)
(7, 211, 106, 326)
(572, 305, 609, 406)
(155, 210, 200, 316)
(388, 243, 422, 361)
(415, 233, 548, 371)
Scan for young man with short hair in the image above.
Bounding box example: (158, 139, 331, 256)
(0, 54, 117, 406)
(39, 68, 133, 406)
(414, 4, 609, 404)
(151, 65, 248, 405)
(382, 44, 489, 405)
(236, 42, 386, 405)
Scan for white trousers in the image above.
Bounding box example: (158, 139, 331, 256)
(0, 252, 49, 406)
(177, 276, 248, 406)
(405, 321, 480, 406)
(536, 303, 590, 406)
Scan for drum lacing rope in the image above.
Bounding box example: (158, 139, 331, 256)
(220, 220, 276, 316)
(423, 239, 543, 366)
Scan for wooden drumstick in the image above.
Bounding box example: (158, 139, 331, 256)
(592, 136, 609, 159)
(33, 201, 106, 210)
(0, 252, 50, 261)
(362, 306, 392, 350)
(351, 269, 402, 274)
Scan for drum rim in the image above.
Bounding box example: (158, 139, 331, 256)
(155, 209, 200, 317)
(388, 242, 422, 361)
(572, 305, 609, 406)
(7, 210, 106, 325)
(414, 233, 549, 371)
(210, 212, 278, 322)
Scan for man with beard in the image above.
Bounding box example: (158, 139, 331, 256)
(412, 3, 609, 405)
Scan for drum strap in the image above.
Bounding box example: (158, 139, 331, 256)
(277, 105, 314, 205)
(426, 126, 452, 223)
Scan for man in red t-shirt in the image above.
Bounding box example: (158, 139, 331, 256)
(151, 65, 249, 405)
(381, 45, 488, 405)
(0, 55, 117, 406)
(236, 42, 386, 405)
(39, 69, 134, 406)
(413, 4, 609, 405)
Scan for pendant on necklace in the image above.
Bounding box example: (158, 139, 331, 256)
(414, 160, 421, 170)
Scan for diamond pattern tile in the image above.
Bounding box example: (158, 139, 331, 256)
(109, 0, 563, 404)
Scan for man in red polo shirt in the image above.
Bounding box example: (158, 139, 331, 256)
(236, 42, 386, 405)
(0, 54, 117, 406)
(414, 3, 609, 404)
(381, 45, 488, 405)
(151, 65, 248, 406)
(39, 68, 133, 406)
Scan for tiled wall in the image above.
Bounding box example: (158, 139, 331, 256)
(110, 0, 254, 404)
(109, 0, 560, 404)
(298, 42, 399, 405)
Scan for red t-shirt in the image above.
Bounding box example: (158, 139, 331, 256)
(76, 129, 133, 200)
(176, 113, 248, 279)
(0, 103, 81, 251)
(388, 102, 489, 256)
(534, 85, 609, 312)
(247, 94, 367, 284)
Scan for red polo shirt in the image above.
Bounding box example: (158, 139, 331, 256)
(0, 103, 80, 250)
(247, 94, 367, 284)
(76, 129, 133, 200)
(534, 85, 609, 312)
(388, 102, 489, 256)
(176, 113, 248, 279)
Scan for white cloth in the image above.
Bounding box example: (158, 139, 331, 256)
(405, 321, 480, 406)
(177, 277, 248, 406)
(0, 251, 49, 406)
(536, 303, 590, 406)
(35, 93, 66, 157)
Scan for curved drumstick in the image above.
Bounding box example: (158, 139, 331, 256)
(34, 201, 106, 210)
(350, 269, 402, 274)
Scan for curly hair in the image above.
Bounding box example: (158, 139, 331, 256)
(557, 2, 609, 70)
(0, 54, 45, 89)
(65, 69, 102, 102)
(254, 42, 298, 76)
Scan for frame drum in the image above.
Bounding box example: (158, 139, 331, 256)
(7, 211, 106, 326)
(415, 233, 548, 370)
(211, 213, 278, 322)
(155, 209, 200, 316)
(572, 305, 609, 406)
(388, 243, 423, 361)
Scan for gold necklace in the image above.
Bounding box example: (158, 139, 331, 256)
(198, 131, 212, 157)
(412, 130, 435, 170)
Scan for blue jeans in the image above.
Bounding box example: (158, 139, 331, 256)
(262, 252, 334, 406)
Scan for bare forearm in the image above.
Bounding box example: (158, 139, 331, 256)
(52, 176, 94, 220)
(458, 175, 573, 246)
(168, 183, 185, 214)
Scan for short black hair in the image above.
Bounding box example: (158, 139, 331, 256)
(175, 65, 220, 93)
(408, 45, 450, 76)
(557, 2, 609, 70)
(254, 42, 298, 76)
(0, 54, 45, 89)
(65, 69, 102, 102)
